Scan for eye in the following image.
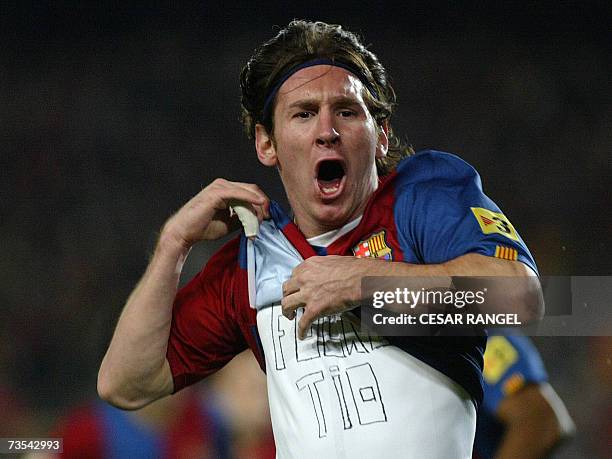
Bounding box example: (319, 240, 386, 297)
(294, 111, 313, 119)
(338, 110, 356, 117)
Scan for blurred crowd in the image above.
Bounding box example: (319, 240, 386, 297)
(1, 2, 610, 458)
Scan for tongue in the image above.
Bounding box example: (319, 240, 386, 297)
(317, 178, 342, 195)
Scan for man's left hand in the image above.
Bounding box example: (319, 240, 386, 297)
(281, 255, 366, 339)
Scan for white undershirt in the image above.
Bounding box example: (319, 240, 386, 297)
(306, 216, 363, 248)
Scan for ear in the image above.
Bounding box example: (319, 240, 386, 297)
(376, 121, 389, 159)
(255, 124, 278, 167)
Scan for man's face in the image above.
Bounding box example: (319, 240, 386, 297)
(255, 65, 388, 237)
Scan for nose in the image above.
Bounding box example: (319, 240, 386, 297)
(315, 110, 340, 147)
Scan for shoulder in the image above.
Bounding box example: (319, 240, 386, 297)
(488, 333, 542, 362)
(501, 333, 546, 372)
(485, 332, 547, 386)
(391, 150, 485, 212)
(395, 150, 481, 187)
(176, 236, 242, 303)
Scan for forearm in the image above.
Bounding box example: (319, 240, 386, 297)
(494, 385, 567, 459)
(97, 233, 188, 409)
(98, 179, 270, 406)
(283, 253, 543, 338)
(358, 253, 543, 321)
(494, 423, 560, 459)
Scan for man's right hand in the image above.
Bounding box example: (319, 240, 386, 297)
(98, 179, 269, 410)
(161, 179, 270, 249)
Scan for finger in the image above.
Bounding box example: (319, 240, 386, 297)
(298, 308, 318, 340)
(236, 184, 271, 219)
(225, 187, 267, 206)
(253, 202, 270, 220)
(282, 278, 300, 297)
(204, 185, 265, 210)
(251, 203, 269, 223)
(207, 179, 267, 207)
(232, 182, 270, 206)
(214, 181, 271, 219)
(281, 291, 305, 320)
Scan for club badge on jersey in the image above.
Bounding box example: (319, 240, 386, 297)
(352, 230, 393, 260)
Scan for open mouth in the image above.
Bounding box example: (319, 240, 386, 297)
(316, 160, 346, 197)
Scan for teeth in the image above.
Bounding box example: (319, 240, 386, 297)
(321, 184, 339, 194)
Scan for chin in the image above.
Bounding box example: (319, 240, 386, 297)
(314, 202, 353, 228)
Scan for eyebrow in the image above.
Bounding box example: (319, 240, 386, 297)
(284, 95, 363, 111)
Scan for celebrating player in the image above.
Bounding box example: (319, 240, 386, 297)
(98, 20, 543, 458)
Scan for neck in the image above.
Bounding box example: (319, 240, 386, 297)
(293, 197, 371, 238)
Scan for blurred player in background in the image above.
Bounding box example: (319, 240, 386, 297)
(52, 388, 222, 458)
(98, 20, 543, 457)
(49, 352, 274, 458)
(474, 332, 574, 459)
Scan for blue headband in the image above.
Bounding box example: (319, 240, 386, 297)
(261, 58, 379, 122)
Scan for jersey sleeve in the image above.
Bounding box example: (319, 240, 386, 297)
(393, 150, 538, 274)
(481, 333, 548, 414)
(167, 238, 248, 392)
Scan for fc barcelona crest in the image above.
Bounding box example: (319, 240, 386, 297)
(352, 230, 393, 260)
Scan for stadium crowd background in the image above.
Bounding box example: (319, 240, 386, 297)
(1, 2, 610, 457)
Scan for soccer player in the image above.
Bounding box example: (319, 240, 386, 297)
(98, 20, 543, 457)
(474, 332, 574, 459)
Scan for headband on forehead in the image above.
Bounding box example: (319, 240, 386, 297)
(261, 58, 379, 122)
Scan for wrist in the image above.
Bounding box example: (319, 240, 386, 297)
(349, 257, 388, 305)
(155, 230, 192, 264)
